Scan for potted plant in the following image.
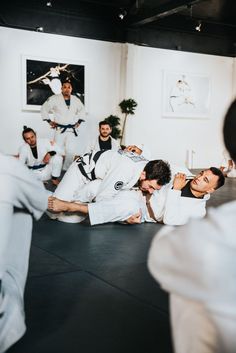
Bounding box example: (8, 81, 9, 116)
(119, 98, 138, 144)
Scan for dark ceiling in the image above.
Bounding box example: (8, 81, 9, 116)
(1, 0, 236, 56)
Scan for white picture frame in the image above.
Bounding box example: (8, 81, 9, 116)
(162, 70, 211, 119)
(21, 55, 87, 112)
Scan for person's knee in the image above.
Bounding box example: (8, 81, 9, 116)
(51, 154, 63, 164)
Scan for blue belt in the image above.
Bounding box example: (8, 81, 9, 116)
(56, 123, 78, 136)
(28, 164, 46, 170)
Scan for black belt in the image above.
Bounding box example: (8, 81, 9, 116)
(28, 164, 46, 170)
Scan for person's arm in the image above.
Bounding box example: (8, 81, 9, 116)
(0, 155, 48, 219)
(41, 97, 57, 128)
(18, 145, 28, 165)
(162, 174, 189, 226)
(48, 140, 65, 156)
(111, 138, 120, 151)
(163, 174, 207, 226)
(125, 211, 142, 224)
(74, 98, 86, 128)
(125, 145, 142, 155)
(228, 159, 234, 170)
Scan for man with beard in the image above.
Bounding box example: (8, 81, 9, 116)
(19, 126, 63, 186)
(85, 120, 120, 154)
(47, 148, 171, 223)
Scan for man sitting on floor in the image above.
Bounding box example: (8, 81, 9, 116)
(19, 126, 64, 186)
(84, 120, 120, 154)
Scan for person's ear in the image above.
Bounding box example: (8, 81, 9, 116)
(139, 171, 146, 181)
(206, 188, 215, 194)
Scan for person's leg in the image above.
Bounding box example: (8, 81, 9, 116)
(54, 130, 68, 170)
(50, 154, 63, 179)
(53, 160, 87, 201)
(88, 190, 142, 225)
(63, 132, 78, 170)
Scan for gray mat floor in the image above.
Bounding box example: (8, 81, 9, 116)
(8, 175, 236, 353)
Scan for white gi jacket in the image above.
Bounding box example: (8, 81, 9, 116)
(55, 149, 148, 201)
(150, 182, 209, 225)
(0, 154, 47, 353)
(84, 136, 120, 154)
(87, 182, 209, 226)
(52, 149, 149, 223)
(41, 93, 85, 125)
(148, 201, 236, 353)
(19, 138, 64, 168)
(19, 138, 64, 181)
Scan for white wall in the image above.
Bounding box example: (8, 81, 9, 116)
(124, 44, 234, 168)
(0, 27, 123, 155)
(0, 27, 234, 168)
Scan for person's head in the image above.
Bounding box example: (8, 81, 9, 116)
(99, 121, 112, 138)
(139, 160, 171, 194)
(190, 167, 225, 197)
(223, 99, 236, 163)
(22, 126, 37, 147)
(61, 81, 72, 99)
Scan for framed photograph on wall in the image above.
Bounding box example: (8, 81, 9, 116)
(21, 55, 86, 111)
(162, 71, 211, 119)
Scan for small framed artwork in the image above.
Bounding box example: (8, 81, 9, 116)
(21, 55, 86, 111)
(162, 71, 211, 119)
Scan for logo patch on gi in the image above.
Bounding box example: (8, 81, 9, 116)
(114, 181, 124, 190)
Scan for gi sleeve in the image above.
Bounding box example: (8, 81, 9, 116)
(147, 213, 236, 312)
(41, 96, 53, 121)
(75, 98, 85, 122)
(18, 145, 28, 165)
(0, 156, 48, 220)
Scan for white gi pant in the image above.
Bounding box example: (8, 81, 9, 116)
(52, 159, 102, 223)
(88, 190, 150, 225)
(54, 129, 79, 171)
(31, 154, 63, 181)
(0, 155, 47, 353)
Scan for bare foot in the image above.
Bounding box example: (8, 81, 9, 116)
(48, 196, 69, 212)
